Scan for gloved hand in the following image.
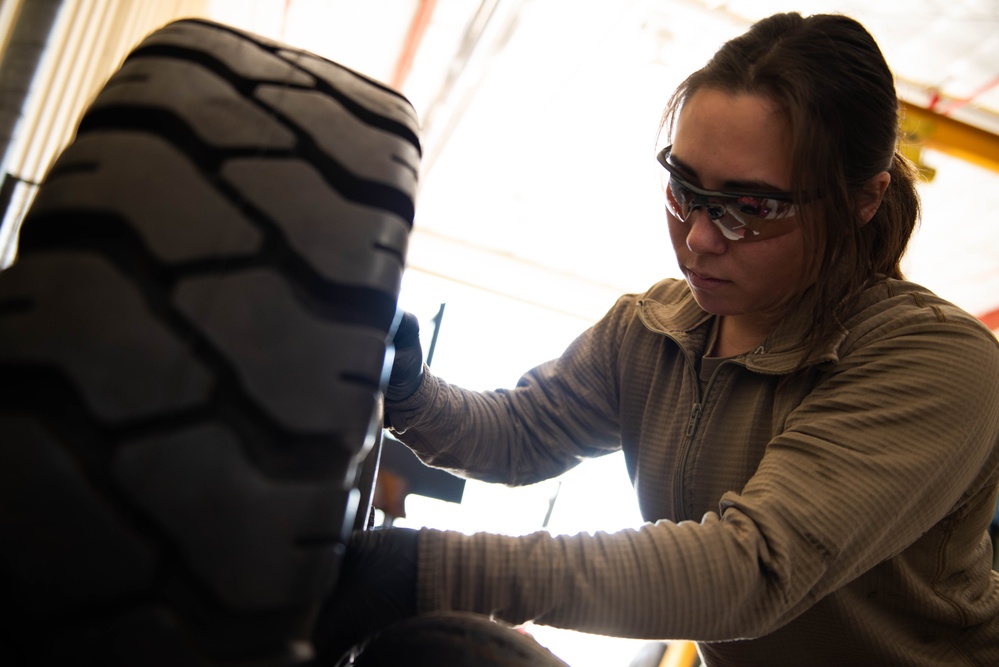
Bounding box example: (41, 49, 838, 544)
(385, 312, 424, 402)
(312, 528, 420, 665)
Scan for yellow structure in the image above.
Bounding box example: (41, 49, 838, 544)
(901, 100, 999, 176)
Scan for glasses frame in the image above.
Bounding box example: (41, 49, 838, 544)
(656, 145, 797, 240)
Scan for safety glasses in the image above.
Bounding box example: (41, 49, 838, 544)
(657, 145, 797, 241)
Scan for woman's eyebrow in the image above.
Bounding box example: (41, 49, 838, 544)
(722, 177, 788, 192)
(667, 152, 698, 179)
(669, 153, 788, 193)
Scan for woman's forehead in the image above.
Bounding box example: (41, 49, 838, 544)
(671, 89, 793, 190)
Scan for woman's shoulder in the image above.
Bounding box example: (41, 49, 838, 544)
(846, 277, 998, 347)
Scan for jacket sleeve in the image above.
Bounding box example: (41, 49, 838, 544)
(383, 295, 638, 486)
(414, 304, 999, 641)
(720, 308, 999, 627)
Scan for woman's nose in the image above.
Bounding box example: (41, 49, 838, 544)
(685, 207, 727, 255)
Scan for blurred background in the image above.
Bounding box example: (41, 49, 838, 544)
(1, 1, 997, 664)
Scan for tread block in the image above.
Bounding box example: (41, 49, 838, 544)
(109, 605, 208, 665)
(31, 132, 263, 264)
(174, 269, 385, 436)
(254, 86, 420, 196)
(113, 423, 348, 609)
(138, 20, 317, 86)
(95, 57, 298, 149)
(282, 48, 420, 128)
(0, 416, 155, 615)
(222, 158, 407, 292)
(0, 254, 213, 422)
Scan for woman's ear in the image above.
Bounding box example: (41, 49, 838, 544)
(859, 171, 891, 224)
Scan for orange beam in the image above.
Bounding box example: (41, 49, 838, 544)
(391, 0, 438, 91)
(980, 306, 999, 332)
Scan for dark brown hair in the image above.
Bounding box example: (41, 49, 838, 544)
(661, 12, 921, 355)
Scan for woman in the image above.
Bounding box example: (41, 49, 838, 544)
(317, 12, 999, 666)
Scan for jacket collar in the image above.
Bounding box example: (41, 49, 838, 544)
(637, 278, 845, 375)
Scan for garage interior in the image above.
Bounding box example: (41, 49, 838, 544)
(1, 1, 997, 665)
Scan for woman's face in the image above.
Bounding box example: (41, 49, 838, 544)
(666, 88, 809, 335)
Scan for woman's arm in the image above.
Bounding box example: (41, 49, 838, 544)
(417, 310, 999, 640)
(384, 294, 639, 486)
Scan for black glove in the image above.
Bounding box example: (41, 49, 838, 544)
(312, 528, 419, 665)
(385, 312, 424, 402)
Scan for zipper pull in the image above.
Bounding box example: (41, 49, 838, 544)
(686, 402, 702, 437)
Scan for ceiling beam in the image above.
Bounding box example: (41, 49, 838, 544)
(901, 100, 999, 174)
(391, 0, 437, 91)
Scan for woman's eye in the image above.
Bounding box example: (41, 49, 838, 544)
(734, 196, 768, 216)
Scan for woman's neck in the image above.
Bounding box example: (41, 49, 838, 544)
(710, 315, 773, 357)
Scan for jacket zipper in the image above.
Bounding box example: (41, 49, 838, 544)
(673, 400, 701, 519)
(666, 332, 703, 520)
(672, 360, 736, 520)
(656, 324, 741, 520)
(685, 402, 703, 437)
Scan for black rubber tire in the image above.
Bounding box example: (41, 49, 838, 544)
(347, 613, 571, 667)
(0, 18, 418, 666)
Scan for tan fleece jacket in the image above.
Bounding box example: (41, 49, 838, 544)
(386, 277, 999, 666)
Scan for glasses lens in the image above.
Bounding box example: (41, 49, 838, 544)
(726, 196, 793, 224)
(667, 187, 797, 240)
(659, 148, 796, 241)
(665, 176, 692, 220)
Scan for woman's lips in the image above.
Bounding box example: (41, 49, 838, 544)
(685, 268, 730, 291)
